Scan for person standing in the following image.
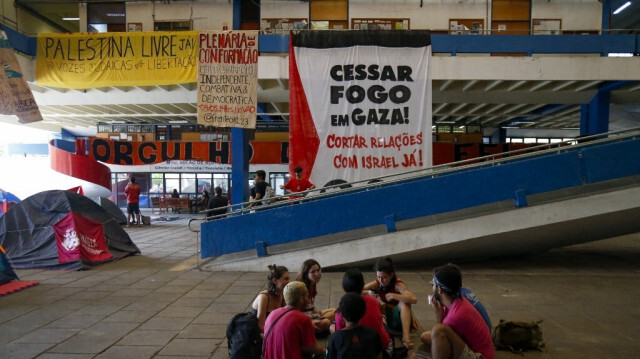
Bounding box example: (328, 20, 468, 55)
(207, 186, 229, 217)
(124, 176, 141, 227)
(262, 281, 325, 359)
(280, 166, 315, 197)
(248, 170, 271, 208)
(411, 263, 494, 359)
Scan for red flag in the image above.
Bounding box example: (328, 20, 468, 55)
(53, 212, 112, 264)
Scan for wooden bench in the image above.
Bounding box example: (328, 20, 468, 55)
(164, 198, 189, 213)
(150, 197, 165, 214)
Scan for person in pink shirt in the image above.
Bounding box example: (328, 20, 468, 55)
(412, 263, 494, 359)
(262, 281, 325, 359)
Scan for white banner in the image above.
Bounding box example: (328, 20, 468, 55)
(197, 31, 259, 129)
(290, 31, 431, 189)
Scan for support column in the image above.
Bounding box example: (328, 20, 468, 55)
(601, 0, 611, 34)
(231, 128, 251, 206)
(580, 90, 610, 136)
(233, 0, 241, 30)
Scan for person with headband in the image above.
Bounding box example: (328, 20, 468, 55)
(364, 256, 418, 350)
(250, 264, 290, 331)
(411, 263, 494, 359)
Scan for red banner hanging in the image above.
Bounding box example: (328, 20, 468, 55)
(53, 212, 112, 264)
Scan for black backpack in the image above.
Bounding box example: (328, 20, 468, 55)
(226, 312, 262, 359)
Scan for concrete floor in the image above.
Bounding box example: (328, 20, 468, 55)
(0, 211, 638, 359)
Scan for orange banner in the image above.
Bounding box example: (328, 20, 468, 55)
(89, 138, 288, 166)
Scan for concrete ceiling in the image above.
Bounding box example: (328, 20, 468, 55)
(3, 0, 640, 134)
(15, 78, 639, 133)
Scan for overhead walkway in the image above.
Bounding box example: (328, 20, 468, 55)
(198, 128, 640, 271)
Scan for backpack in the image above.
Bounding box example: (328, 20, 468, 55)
(492, 319, 546, 353)
(263, 185, 275, 205)
(226, 312, 262, 359)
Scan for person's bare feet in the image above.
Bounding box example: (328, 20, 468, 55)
(403, 338, 414, 349)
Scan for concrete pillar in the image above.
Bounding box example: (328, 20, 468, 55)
(601, 0, 611, 34)
(580, 91, 610, 136)
(231, 128, 250, 205)
(233, 0, 241, 30)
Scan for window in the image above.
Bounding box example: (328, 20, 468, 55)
(165, 173, 180, 195)
(197, 173, 212, 195)
(452, 126, 466, 134)
(98, 124, 112, 133)
(154, 20, 192, 31)
(113, 124, 127, 133)
(181, 173, 197, 196)
(127, 125, 140, 133)
(436, 125, 451, 133)
(169, 125, 182, 141)
(213, 174, 230, 194)
(156, 125, 167, 140)
(150, 173, 164, 196)
(269, 173, 290, 196)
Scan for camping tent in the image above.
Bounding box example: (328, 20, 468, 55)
(0, 189, 20, 216)
(99, 197, 127, 225)
(0, 190, 140, 270)
(0, 245, 18, 285)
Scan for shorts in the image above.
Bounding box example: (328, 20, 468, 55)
(459, 345, 484, 359)
(385, 304, 402, 330)
(384, 303, 418, 331)
(127, 202, 140, 214)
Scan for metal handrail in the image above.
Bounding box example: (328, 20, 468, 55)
(188, 217, 207, 269)
(197, 126, 640, 221)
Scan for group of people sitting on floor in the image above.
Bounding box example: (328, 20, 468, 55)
(248, 257, 494, 359)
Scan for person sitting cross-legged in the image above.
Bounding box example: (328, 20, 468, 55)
(411, 263, 494, 359)
(326, 292, 383, 359)
(262, 281, 325, 359)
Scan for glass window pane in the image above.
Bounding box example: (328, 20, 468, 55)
(181, 174, 196, 196)
(150, 173, 164, 196)
(270, 173, 289, 196)
(213, 174, 229, 194)
(165, 173, 180, 195)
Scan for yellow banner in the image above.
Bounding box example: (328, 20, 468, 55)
(36, 31, 198, 89)
(197, 31, 258, 129)
(0, 31, 42, 123)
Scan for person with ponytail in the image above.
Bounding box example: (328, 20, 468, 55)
(364, 257, 418, 350)
(251, 264, 290, 331)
